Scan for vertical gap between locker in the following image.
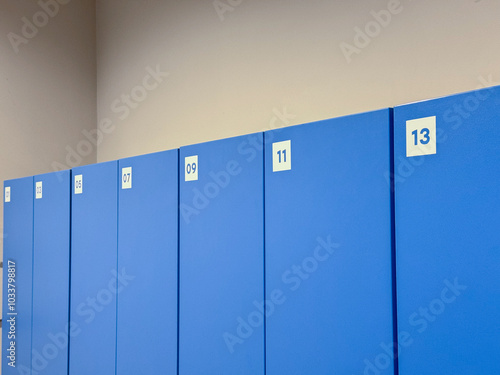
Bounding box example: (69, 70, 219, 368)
(115, 163, 120, 375)
(30, 177, 35, 375)
(262, 133, 267, 375)
(67, 170, 73, 375)
(389, 109, 400, 375)
(177, 149, 181, 375)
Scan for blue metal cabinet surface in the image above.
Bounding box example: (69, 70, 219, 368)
(179, 134, 264, 375)
(69, 162, 118, 375)
(117, 151, 178, 374)
(265, 110, 394, 375)
(32, 171, 71, 375)
(394, 86, 500, 374)
(2, 177, 34, 375)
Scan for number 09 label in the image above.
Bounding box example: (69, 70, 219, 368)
(406, 116, 437, 157)
(185, 155, 198, 181)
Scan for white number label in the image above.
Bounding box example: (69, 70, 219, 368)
(35, 181, 43, 199)
(5, 187, 10, 203)
(74, 175, 83, 195)
(406, 116, 437, 157)
(122, 167, 132, 189)
(185, 155, 198, 181)
(272, 140, 291, 172)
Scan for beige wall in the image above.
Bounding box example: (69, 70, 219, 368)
(2, 0, 500, 247)
(96, 0, 500, 162)
(1, 0, 97, 258)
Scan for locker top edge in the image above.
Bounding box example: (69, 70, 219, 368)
(394, 85, 500, 109)
(180, 131, 264, 151)
(264, 107, 392, 137)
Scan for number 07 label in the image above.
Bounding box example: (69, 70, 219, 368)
(122, 167, 132, 189)
(406, 116, 436, 157)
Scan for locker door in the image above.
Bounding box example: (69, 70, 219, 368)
(117, 151, 178, 374)
(2, 177, 34, 375)
(69, 162, 118, 375)
(265, 110, 394, 375)
(179, 134, 264, 375)
(32, 171, 71, 375)
(394, 86, 500, 374)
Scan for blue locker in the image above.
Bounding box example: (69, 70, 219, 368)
(394, 86, 500, 374)
(265, 110, 394, 375)
(69, 162, 118, 375)
(2, 177, 34, 375)
(179, 134, 264, 375)
(117, 151, 178, 374)
(32, 171, 71, 375)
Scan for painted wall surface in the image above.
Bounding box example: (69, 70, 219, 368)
(0, 1, 97, 260)
(96, 0, 500, 162)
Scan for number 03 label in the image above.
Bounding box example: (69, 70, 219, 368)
(35, 181, 43, 199)
(406, 116, 437, 157)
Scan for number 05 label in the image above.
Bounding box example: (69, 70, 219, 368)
(406, 116, 436, 157)
(74, 175, 83, 195)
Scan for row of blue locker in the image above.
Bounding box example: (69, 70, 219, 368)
(3, 86, 500, 375)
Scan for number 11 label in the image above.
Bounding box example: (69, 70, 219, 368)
(406, 116, 436, 157)
(272, 140, 291, 172)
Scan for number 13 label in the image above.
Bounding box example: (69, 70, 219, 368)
(406, 116, 436, 157)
